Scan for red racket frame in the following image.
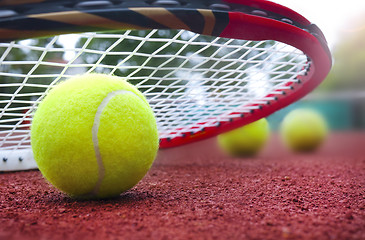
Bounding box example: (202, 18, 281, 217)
(0, 0, 332, 148)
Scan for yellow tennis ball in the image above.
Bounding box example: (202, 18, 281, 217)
(217, 118, 270, 157)
(31, 73, 159, 199)
(280, 108, 328, 152)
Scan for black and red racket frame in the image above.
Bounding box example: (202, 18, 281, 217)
(0, 0, 332, 148)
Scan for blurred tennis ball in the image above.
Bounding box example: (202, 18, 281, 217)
(280, 108, 328, 153)
(217, 118, 270, 157)
(31, 73, 159, 199)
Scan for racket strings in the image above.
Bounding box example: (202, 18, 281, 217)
(0, 29, 308, 150)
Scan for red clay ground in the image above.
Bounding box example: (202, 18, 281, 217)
(0, 132, 364, 240)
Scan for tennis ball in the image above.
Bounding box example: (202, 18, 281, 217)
(217, 118, 270, 157)
(31, 73, 159, 199)
(280, 108, 328, 153)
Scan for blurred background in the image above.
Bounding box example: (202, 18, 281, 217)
(269, 0, 365, 131)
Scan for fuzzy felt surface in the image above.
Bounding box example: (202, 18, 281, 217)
(31, 74, 159, 199)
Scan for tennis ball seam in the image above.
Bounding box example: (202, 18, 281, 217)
(89, 89, 145, 197)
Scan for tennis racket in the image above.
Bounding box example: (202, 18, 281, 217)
(0, 0, 331, 171)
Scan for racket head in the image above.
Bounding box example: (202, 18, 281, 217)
(0, 0, 331, 150)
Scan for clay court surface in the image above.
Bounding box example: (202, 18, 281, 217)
(0, 132, 364, 240)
